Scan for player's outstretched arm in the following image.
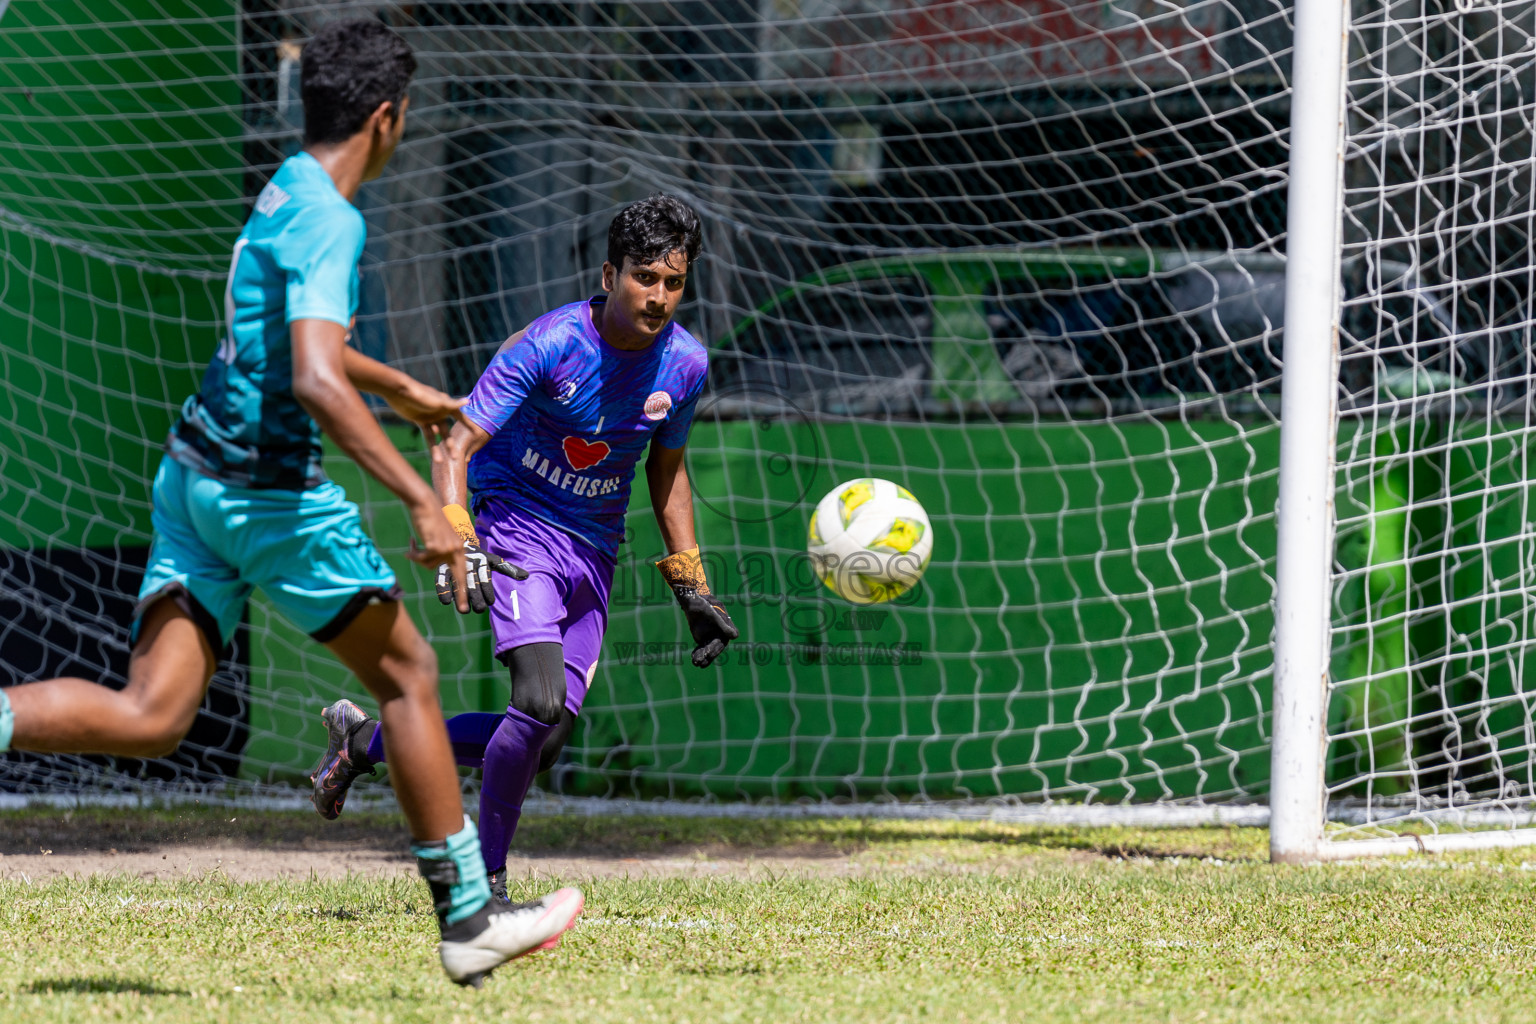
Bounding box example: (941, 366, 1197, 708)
(343, 346, 469, 444)
(291, 318, 465, 586)
(429, 418, 527, 614)
(647, 443, 738, 668)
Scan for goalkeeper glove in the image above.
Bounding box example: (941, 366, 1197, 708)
(655, 546, 739, 668)
(435, 504, 529, 614)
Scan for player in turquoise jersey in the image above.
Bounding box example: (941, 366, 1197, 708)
(0, 19, 580, 987)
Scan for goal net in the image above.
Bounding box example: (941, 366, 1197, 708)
(1, 1, 1528, 836)
(1314, 0, 1536, 852)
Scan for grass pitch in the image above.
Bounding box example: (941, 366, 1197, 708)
(2, 810, 1534, 1023)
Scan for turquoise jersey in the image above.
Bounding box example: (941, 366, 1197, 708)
(168, 151, 365, 490)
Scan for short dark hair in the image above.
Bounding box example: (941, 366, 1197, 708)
(607, 193, 703, 271)
(301, 19, 417, 145)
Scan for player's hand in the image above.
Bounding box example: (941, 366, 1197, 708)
(672, 587, 739, 668)
(407, 500, 466, 606)
(655, 547, 739, 668)
(435, 539, 529, 614)
(384, 380, 470, 445)
(431, 503, 528, 613)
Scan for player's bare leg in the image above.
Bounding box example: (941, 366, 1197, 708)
(3, 597, 215, 757)
(322, 599, 582, 987)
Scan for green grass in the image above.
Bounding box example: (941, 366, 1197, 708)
(4, 811, 1536, 1022)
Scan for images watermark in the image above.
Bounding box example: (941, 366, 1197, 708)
(607, 547, 924, 627)
(610, 379, 929, 653)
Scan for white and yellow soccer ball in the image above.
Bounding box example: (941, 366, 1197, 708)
(807, 478, 933, 604)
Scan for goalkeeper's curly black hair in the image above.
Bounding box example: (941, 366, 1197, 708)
(607, 194, 704, 271)
(301, 19, 417, 146)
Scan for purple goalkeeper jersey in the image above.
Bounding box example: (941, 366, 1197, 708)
(462, 296, 709, 555)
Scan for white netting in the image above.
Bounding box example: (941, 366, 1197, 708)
(1324, 0, 1536, 841)
(5, 0, 1299, 805)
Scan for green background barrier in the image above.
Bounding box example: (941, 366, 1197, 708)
(253, 419, 1282, 801)
(0, 0, 240, 551)
(4, 1, 1532, 807)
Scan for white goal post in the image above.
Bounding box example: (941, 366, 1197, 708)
(1270, 0, 1348, 864)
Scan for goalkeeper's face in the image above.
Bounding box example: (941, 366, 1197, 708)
(601, 251, 689, 342)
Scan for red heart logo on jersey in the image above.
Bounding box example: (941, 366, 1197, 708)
(563, 436, 611, 471)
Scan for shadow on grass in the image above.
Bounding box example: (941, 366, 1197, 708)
(315, 907, 359, 920)
(0, 807, 1270, 863)
(513, 816, 1271, 862)
(0, 808, 415, 856)
(24, 976, 189, 996)
(994, 826, 1270, 863)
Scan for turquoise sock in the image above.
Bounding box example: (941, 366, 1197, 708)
(0, 688, 12, 753)
(412, 815, 491, 927)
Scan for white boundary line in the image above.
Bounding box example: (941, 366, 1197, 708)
(519, 796, 1275, 828)
(1318, 828, 1536, 860)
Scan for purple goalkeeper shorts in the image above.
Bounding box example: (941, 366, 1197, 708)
(476, 496, 615, 716)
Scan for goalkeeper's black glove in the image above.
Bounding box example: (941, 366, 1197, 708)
(435, 504, 529, 614)
(656, 546, 739, 668)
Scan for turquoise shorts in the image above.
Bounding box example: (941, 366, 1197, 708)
(135, 455, 400, 650)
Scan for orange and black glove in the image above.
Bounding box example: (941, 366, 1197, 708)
(656, 546, 738, 668)
(434, 504, 528, 614)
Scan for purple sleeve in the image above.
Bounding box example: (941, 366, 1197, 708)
(462, 337, 548, 435)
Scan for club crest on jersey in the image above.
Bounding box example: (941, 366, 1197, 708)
(554, 379, 578, 404)
(562, 436, 610, 471)
(643, 391, 673, 421)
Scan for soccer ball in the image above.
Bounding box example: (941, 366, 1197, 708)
(807, 478, 933, 604)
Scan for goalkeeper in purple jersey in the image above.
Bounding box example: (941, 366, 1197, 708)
(310, 194, 738, 896)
